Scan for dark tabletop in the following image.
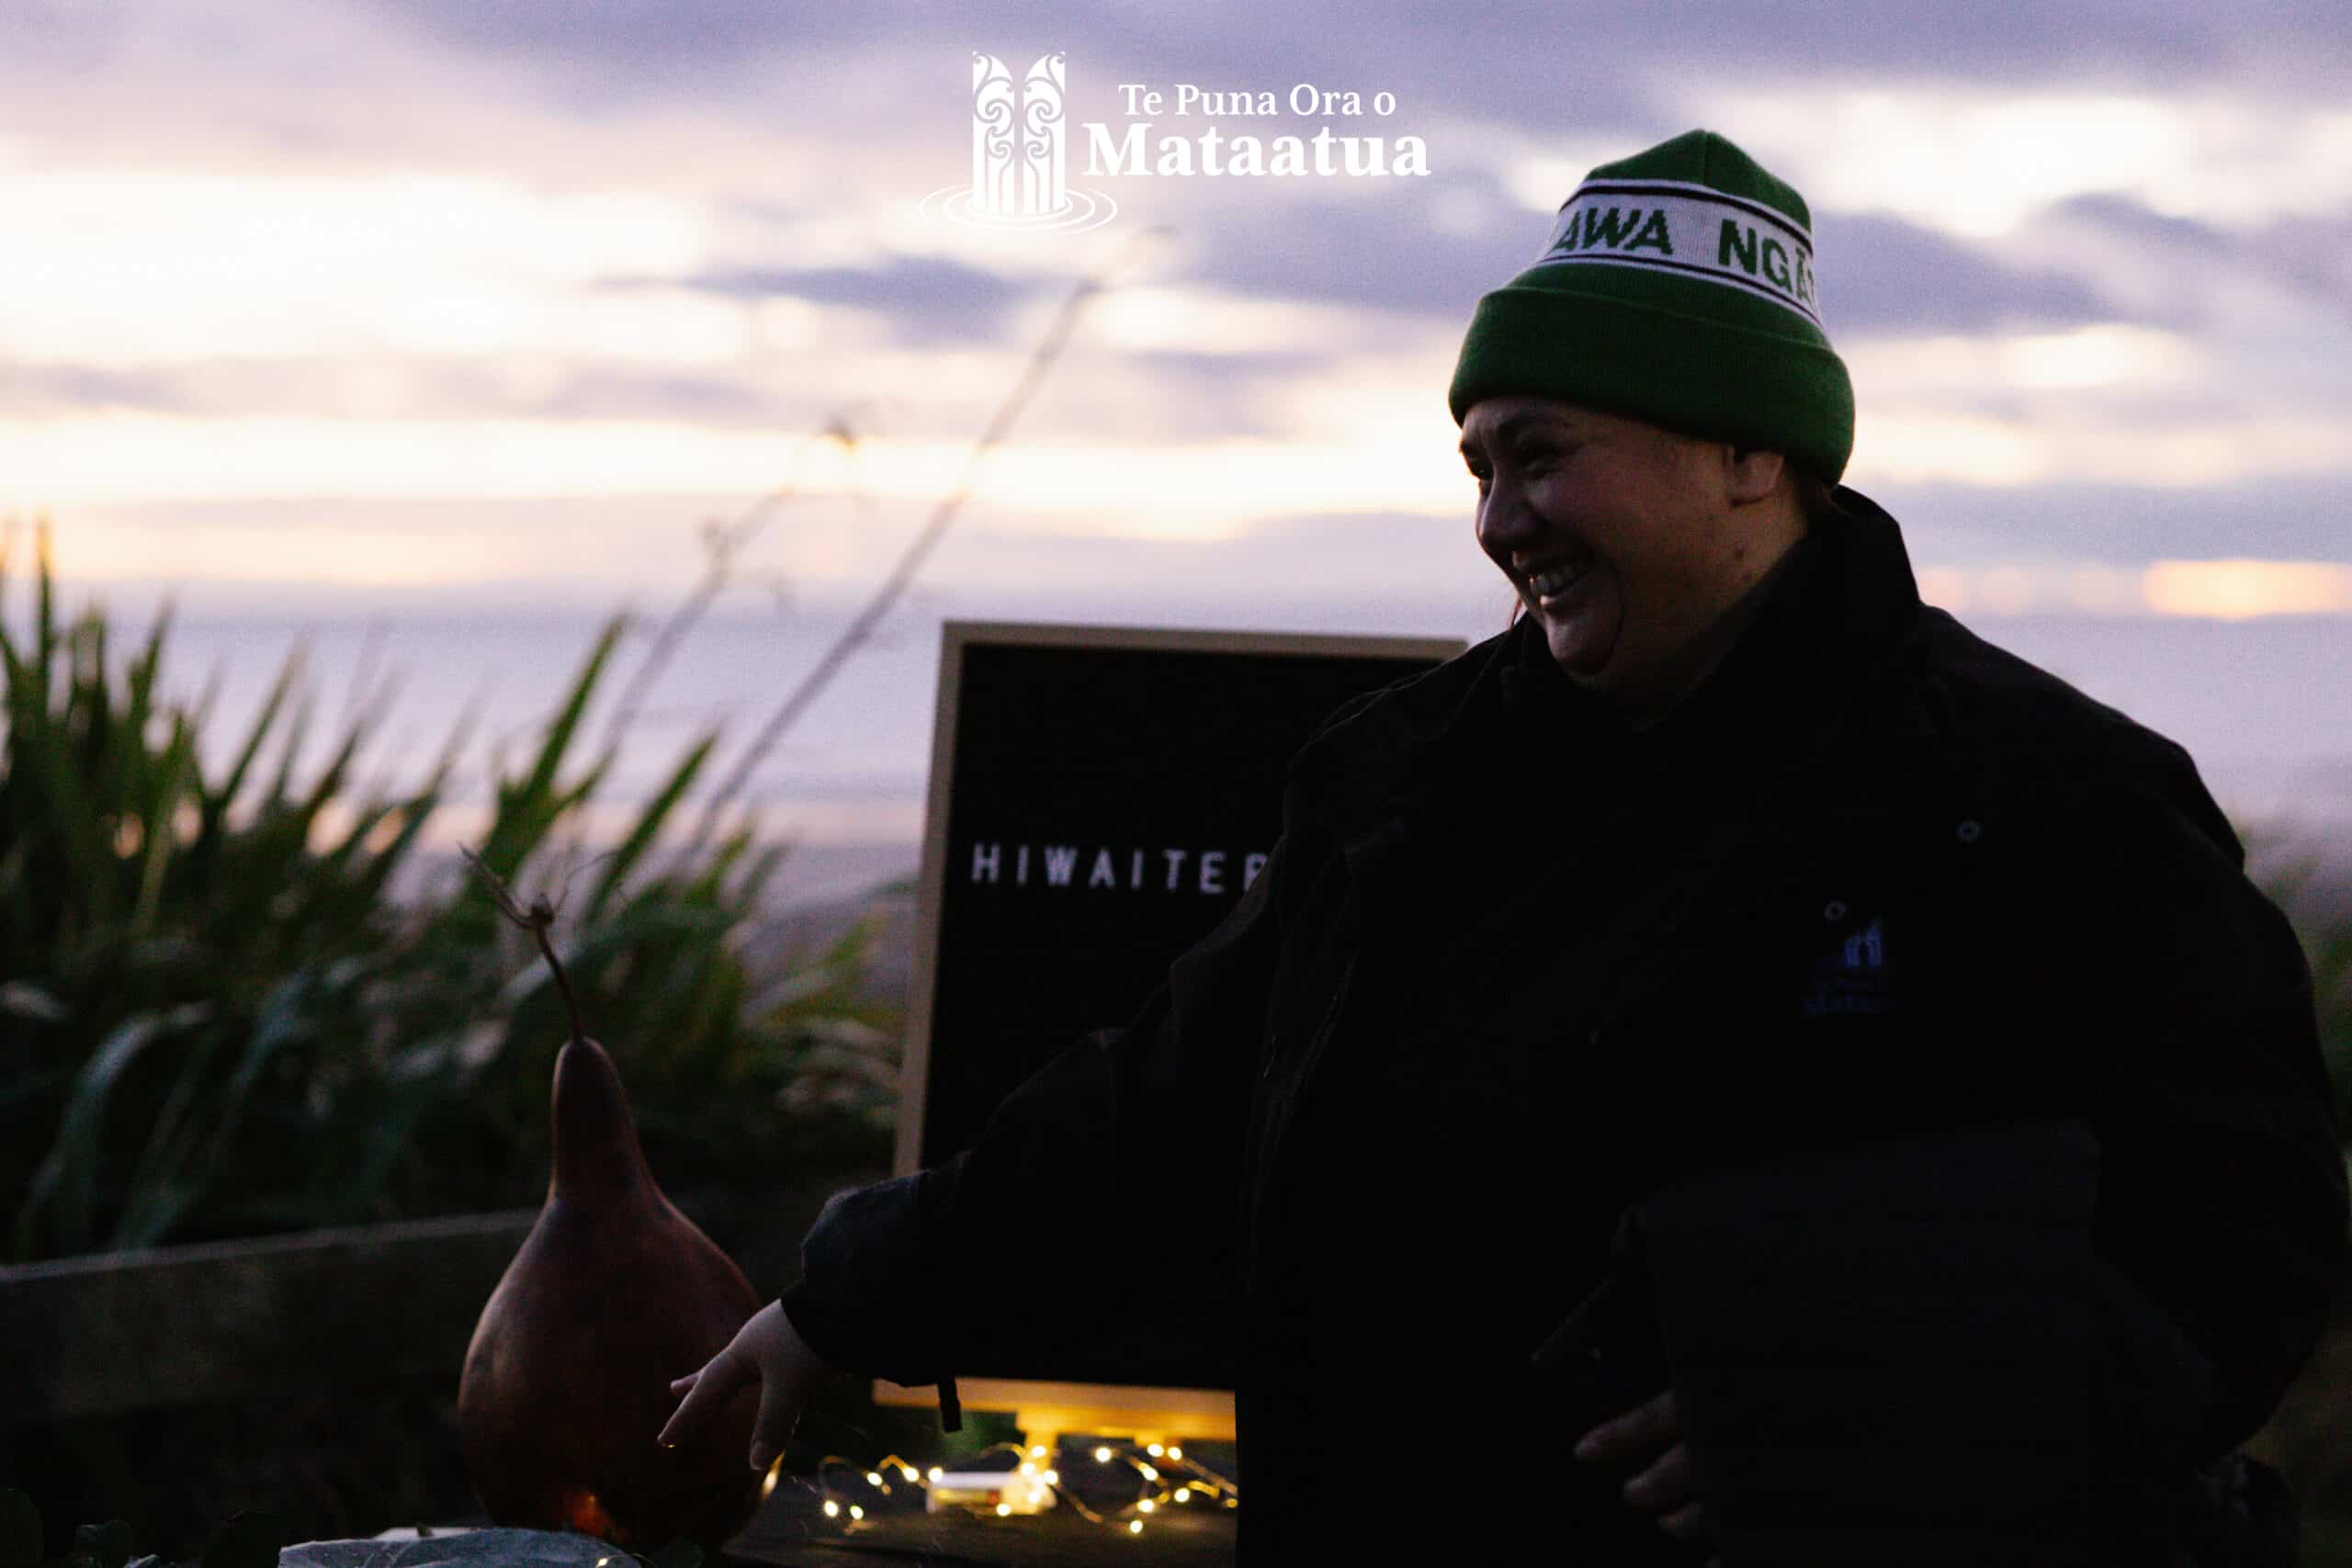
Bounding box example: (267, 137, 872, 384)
(722, 1467, 1237, 1568)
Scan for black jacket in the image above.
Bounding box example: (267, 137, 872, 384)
(779, 489, 2346, 1563)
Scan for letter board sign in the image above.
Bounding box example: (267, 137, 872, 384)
(898, 620, 1463, 1390)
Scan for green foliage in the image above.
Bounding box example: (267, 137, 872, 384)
(0, 1490, 44, 1568)
(71, 1522, 136, 1568)
(0, 521, 898, 1265)
(2232, 813, 2352, 1549)
(0, 1493, 146, 1568)
(2238, 813, 2352, 1149)
(191, 1514, 284, 1568)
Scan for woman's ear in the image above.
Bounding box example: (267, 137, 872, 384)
(1724, 446, 1787, 506)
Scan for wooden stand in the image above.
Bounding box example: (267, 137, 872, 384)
(874, 1377, 1237, 1454)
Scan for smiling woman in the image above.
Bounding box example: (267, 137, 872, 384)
(662, 128, 2345, 1568)
(1462, 397, 1814, 728)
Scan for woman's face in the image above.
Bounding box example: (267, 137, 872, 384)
(1459, 394, 1788, 720)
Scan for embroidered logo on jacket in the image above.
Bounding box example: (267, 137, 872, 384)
(1803, 914, 1900, 1017)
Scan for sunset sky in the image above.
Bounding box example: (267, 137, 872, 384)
(0, 0, 2346, 838)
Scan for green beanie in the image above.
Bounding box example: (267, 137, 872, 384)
(1447, 129, 1855, 483)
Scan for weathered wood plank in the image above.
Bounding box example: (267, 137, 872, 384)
(0, 1177, 877, 1427)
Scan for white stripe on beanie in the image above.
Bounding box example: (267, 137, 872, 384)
(1532, 177, 1822, 329)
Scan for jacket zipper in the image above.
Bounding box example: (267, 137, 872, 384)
(1248, 949, 1362, 1235)
(1289, 949, 1361, 1099)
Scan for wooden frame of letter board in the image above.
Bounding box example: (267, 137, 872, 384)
(869, 620, 1464, 1444)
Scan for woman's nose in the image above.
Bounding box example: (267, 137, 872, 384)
(1476, 471, 1539, 552)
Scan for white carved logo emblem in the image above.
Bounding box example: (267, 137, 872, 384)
(922, 52, 1118, 233)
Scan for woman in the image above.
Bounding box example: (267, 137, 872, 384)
(660, 130, 2346, 1564)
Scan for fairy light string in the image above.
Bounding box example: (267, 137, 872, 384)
(775, 1438, 1241, 1540)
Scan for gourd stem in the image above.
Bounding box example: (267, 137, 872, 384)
(536, 921, 588, 1046)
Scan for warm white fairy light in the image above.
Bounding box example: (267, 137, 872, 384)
(806, 1437, 1239, 1540)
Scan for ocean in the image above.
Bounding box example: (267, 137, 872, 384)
(37, 593, 2352, 910)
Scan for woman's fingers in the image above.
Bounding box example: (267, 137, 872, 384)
(748, 1313, 830, 1471)
(1657, 1500, 1709, 1544)
(1572, 1386, 1678, 1464)
(748, 1386, 789, 1474)
(1620, 1438, 1694, 1514)
(656, 1305, 833, 1472)
(1574, 1393, 1713, 1546)
(656, 1350, 740, 1450)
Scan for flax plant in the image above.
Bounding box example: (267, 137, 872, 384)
(0, 521, 898, 1265)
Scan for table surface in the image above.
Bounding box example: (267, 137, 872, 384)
(381, 1450, 1238, 1567)
(720, 1467, 1237, 1568)
(724, 1510, 1236, 1568)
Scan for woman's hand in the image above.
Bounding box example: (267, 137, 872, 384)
(660, 1300, 840, 1472)
(1573, 1387, 1720, 1564)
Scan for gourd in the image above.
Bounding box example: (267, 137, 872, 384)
(454, 848, 764, 1550)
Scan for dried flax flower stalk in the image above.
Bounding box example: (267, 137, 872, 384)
(458, 841, 588, 1049)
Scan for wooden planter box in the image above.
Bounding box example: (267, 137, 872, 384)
(0, 1176, 880, 1428)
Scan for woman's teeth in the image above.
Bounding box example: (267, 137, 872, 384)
(1529, 563, 1585, 597)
